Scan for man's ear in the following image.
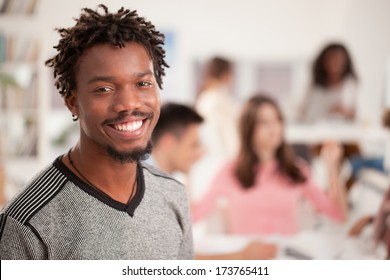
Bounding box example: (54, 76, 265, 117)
(65, 91, 79, 118)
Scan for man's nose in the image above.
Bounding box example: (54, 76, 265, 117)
(112, 87, 141, 113)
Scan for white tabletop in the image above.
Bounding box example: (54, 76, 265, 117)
(193, 219, 387, 260)
(194, 230, 386, 260)
(285, 122, 388, 144)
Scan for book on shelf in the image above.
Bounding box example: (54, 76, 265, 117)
(3, 85, 37, 109)
(0, 31, 40, 110)
(0, 33, 5, 63)
(23, 70, 37, 108)
(0, 33, 40, 63)
(0, 0, 40, 159)
(15, 117, 38, 156)
(0, 0, 38, 15)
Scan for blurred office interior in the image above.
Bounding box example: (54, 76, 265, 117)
(1, 0, 390, 259)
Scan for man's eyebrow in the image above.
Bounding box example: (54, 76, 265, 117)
(87, 76, 116, 84)
(134, 70, 154, 78)
(87, 71, 154, 84)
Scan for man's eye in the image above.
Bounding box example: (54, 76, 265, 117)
(137, 81, 152, 88)
(94, 87, 113, 93)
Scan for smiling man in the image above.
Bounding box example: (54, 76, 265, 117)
(0, 5, 193, 259)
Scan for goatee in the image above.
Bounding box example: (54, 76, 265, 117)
(106, 140, 153, 164)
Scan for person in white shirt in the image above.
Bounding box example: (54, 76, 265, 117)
(300, 42, 359, 123)
(192, 57, 241, 205)
(195, 56, 240, 159)
(299, 43, 362, 190)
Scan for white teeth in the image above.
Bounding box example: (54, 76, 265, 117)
(114, 120, 142, 132)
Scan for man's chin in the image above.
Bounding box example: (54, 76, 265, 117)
(106, 141, 153, 164)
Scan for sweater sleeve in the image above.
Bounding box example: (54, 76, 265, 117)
(191, 162, 234, 223)
(177, 189, 195, 260)
(0, 214, 47, 260)
(177, 211, 195, 260)
(301, 170, 344, 222)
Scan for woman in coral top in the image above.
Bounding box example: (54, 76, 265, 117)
(192, 94, 347, 236)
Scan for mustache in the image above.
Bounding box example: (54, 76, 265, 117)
(102, 110, 153, 125)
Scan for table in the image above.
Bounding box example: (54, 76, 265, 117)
(193, 226, 387, 260)
(285, 123, 388, 144)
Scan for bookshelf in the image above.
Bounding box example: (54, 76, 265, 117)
(0, 0, 48, 204)
(0, 0, 38, 15)
(0, 0, 49, 168)
(0, 45, 40, 158)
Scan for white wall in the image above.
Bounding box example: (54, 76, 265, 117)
(33, 0, 390, 124)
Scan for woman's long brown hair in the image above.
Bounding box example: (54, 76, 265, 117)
(235, 94, 306, 188)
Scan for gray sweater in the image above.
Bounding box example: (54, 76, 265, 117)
(0, 158, 194, 259)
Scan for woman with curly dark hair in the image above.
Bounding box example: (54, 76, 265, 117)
(301, 42, 359, 122)
(299, 43, 361, 191)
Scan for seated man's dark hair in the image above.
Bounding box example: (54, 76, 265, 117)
(152, 103, 204, 144)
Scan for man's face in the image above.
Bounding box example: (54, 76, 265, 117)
(68, 42, 160, 162)
(172, 124, 205, 174)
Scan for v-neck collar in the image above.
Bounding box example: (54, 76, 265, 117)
(53, 156, 145, 217)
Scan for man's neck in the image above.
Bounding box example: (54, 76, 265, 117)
(66, 143, 138, 204)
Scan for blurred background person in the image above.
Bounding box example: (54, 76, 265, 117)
(190, 56, 241, 209)
(149, 102, 276, 259)
(300, 42, 359, 123)
(373, 187, 390, 260)
(346, 108, 390, 191)
(195, 56, 240, 159)
(348, 109, 390, 259)
(192, 94, 348, 236)
(348, 187, 390, 260)
(299, 42, 364, 190)
(147, 103, 205, 186)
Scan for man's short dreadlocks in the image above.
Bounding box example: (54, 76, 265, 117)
(45, 4, 168, 100)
